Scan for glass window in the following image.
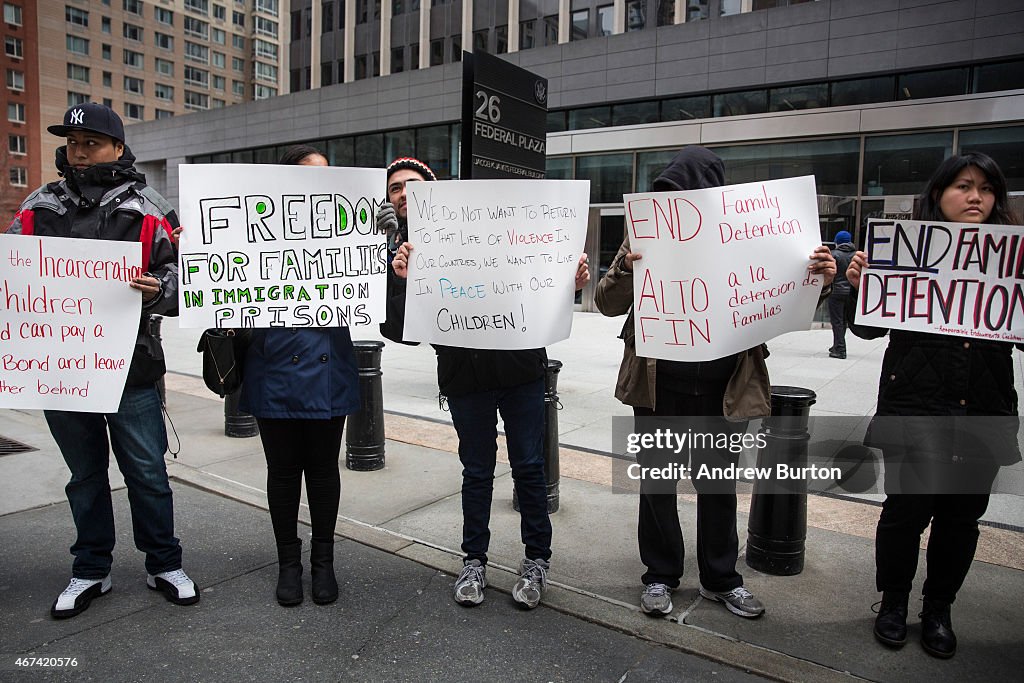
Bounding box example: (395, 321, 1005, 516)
(123, 102, 144, 120)
(636, 150, 678, 191)
(155, 32, 174, 50)
(612, 101, 659, 126)
(657, 0, 674, 26)
(67, 92, 89, 106)
(496, 25, 507, 54)
(254, 16, 277, 37)
(212, 27, 226, 44)
(4, 35, 22, 58)
(409, 44, 417, 70)
(290, 9, 301, 39)
(231, 149, 254, 163)
(473, 29, 488, 53)
(213, 4, 226, 20)
(212, 51, 225, 68)
(9, 167, 26, 186)
(123, 75, 144, 94)
(123, 22, 143, 41)
(7, 101, 25, 122)
(8, 133, 26, 154)
(391, 47, 404, 73)
(67, 64, 90, 82)
(973, 60, 1024, 94)
(184, 0, 209, 14)
(255, 84, 277, 99)
(719, 0, 742, 15)
(355, 54, 367, 79)
(102, 16, 111, 33)
(184, 90, 209, 110)
(544, 15, 558, 45)
(254, 39, 277, 59)
(686, 0, 709, 21)
(355, 133, 383, 167)
(155, 83, 174, 100)
(256, 0, 279, 16)
(321, 61, 333, 85)
(213, 74, 225, 90)
(155, 7, 174, 25)
(232, 56, 245, 72)
(863, 132, 954, 196)
(597, 5, 613, 36)
(102, 43, 111, 60)
(830, 76, 893, 107)
(184, 66, 209, 86)
(184, 17, 209, 38)
(546, 157, 572, 180)
(255, 62, 278, 82)
(768, 83, 828, 112)
(232, 79, 244, 95)
(233, 12, 244, 28)
(102, 70, 111, 86)
(6, 68, 24, 90)
(959, 126, 1024, 192)
(155, 58, 174, 76)
(430, 38, 443, 66)
(520, 20, 535, 49)
(66, 6, 89, 27)
(661, 94, 710, 121)
(66, 35, 90, 55)
(123, 49, 144, 68)
(327, 137, 354, 166)
(898, 68, 969, 100)
(416, 125, 451, 178)
(253, 146, 276, 163)
(576, 153, 633, 204)
(713, 138, 861, 196)
(123, 0, 142, 15)
(546, 110, 567, 133)
(384, 129, 415, 163)
(322, 2, 333, 32)
(185, 41, 209, 63)
(626, 0, 645, 31)
(571, 9, 587, 41)
(713, 89, 767, 117)
(4, 3, 23, 26)
(156, 109, 173, 120)
(568, 106, 611, 130)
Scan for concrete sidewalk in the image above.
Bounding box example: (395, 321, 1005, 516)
(1, 312, 1022, 682)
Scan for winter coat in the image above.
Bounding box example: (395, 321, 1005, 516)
(239, 327, 360, 419)
(848, 308, 1022, 467)
(830, 242, 856, 295)
(7, 145, 178, 387)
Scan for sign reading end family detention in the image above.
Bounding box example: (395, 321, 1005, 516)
(178, 164, 387, 329)
(402, 179, 589, 349)
(626, 176, 823, 362)
(0, 234, 140, 412)
(855, 218, 1024, 342)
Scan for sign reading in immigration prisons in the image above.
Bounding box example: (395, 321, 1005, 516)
(855, 219, 1024, 342)
(402, 179, 590, 349)
(625, 176, 824, 362)
(177, 164, 387, 329)
(0, 234, 140, 412)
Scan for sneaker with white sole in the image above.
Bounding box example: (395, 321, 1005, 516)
(512, 558, 549, 610)
(147, 569, 200, 605)
(640, 583, 674, 616)
(51, 576, 112, 619)
(699, 585, 764, 618)
(453, 559, 487, 606)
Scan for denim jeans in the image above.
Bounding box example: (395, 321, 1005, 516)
(45, 385, 181, 578)
(447, 378, 551, 565)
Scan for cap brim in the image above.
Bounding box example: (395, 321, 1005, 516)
(47, 124, 122, 141)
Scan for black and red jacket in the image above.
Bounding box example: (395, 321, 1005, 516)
(7, 145, 179, 386)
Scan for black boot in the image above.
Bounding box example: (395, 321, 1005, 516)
(310, 539, 338, 605)
(276, 539, 303, 607)
(921, 599, 957, 659)
(873, 591, 908, 647)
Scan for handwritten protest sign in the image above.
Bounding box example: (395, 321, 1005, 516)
(625, 176, 823, 362)
(855, 219, 1024, 342)
(0, 234, 139, 412)
(177, 164, 387, 328)
(402, 179, 589, 348)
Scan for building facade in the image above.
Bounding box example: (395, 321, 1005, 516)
(125, 0, 1024, 305)
(1, 0, 289, 217)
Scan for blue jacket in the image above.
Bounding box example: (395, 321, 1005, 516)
(239, 328, 360, 419)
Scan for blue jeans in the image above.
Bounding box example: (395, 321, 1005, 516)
(447, 378, 551, 565)
(45, 385, 181, 578)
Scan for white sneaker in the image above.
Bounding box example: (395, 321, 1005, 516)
(640, 583, 674, 616)
(453, 560, 487, 606)
(147, 569, 200, 605)
(51, 576, 111, 619)
(511, 558, 549, 610)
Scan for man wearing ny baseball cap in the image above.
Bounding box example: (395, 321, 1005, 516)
(8, 103, 199, 618)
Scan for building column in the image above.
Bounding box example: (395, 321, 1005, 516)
(344, 0, 356, 82)
(419, 1, 430, 68)
(509, 0, 520, 53)
(381, 0, 392, 75)
(311, 0, 321, 88)
(675, 0, 684, 23)
(559, 0, 570, 43)
(613, 0, 625, 34)
(462, 0, 473, 56)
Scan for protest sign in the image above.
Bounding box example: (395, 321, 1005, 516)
(177, 164, 387, 329)
(855, 218, 1024, 342)
(402, 179, 589, 349)
(625, 175, 823, 362)
(0, 234, 140, 412)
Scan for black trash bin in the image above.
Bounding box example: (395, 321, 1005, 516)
(346, 340, 386, 471)
(745, 385, 816, 576)
(224, 388, 259, 438)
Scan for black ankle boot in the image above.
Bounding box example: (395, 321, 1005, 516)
(276, 539, 303, 607)
(920, 599, 956, 659)
(873, 591, 909, 647)
(309, 539, 338, 605)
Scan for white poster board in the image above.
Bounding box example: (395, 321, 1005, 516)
(855, 218, 1024, 342)
(177, 164, 387, 328)
(625, 176, 823, 362)
(0, 234, 140, 412)
(402, 179, 590, 349)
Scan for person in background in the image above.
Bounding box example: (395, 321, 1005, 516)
(846, 151, 1021, 659)
(7, 103, 197, 618)
(238, 145, 361, 606)
(827, 230, 855, 359)
(595, 146, 836, 620)
(378, 157, 589, 609)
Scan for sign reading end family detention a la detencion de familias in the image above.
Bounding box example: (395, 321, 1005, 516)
(625, 175, 824, 363)
(177, 164, 387, 329)
(0, 234, 139, 412)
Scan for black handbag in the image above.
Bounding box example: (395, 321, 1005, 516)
(197, 328, 250, 397)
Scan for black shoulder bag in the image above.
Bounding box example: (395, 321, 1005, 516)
(197, 329, 250, 397)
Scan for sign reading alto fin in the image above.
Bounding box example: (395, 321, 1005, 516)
(461, 49, 548, 180)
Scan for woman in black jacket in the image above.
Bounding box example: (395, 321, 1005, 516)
(846, 152, 1021, 659)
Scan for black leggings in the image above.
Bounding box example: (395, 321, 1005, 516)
(256, 417, 345, 544)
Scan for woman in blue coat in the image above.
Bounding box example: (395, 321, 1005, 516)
(239, 146, 360, 606)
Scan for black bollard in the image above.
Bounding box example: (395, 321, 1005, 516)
(346, 340, 386, 471)
(224, 387, 259, 438)
(149, 314, 166, 407)
(745, 385, 816, 576)
(513, 359, 562, 514)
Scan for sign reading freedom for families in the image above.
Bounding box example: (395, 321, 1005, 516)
(402, 179, 589, 348)
(177, 164, 387, 328)
(855, 219, 1024, 342)
(0, 234, 140, 412)
(625, 176, 823, 362)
